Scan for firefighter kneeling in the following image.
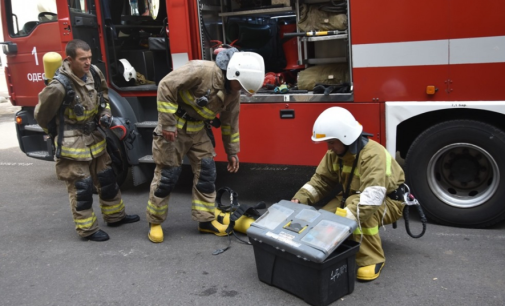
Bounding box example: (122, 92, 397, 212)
(291, 107, 406, 281)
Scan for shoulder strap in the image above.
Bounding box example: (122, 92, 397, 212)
(52, 72, 75, 106)
(340, 134, 370, 208)
(90, 65, 102, 92)
(51, 71, 75, 158)
(90, 65, 106, 109)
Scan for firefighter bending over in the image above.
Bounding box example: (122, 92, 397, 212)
(292, 107, 406, 281)
(35, 39, 139, 242)
(146, 48, 265, 243)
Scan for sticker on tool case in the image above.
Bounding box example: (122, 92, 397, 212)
(266, 231, 302, 248)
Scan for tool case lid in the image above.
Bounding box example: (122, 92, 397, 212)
(247, 200, 358, 263)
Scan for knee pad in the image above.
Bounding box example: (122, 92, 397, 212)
(196, 158, 216, 194)
(154, 166, 182, 198)
(97, 167, 119, 200)
(75, 177, 93, 211)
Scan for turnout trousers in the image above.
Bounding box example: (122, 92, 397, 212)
(55, 152, 125, 237)
(322, 194, 404, 267)
(146, 127, 216, 225)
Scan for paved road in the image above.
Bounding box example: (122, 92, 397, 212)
(1, 102, 504, 306)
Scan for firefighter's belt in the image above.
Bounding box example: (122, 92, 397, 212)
(175, 108, 201, 122)
(64, 121, 97, 135)
(387, 183, 407, 201)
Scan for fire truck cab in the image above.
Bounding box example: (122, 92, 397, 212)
(2, 0, 505, 228)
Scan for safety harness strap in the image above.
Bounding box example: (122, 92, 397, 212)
(53, 72, 75, 158)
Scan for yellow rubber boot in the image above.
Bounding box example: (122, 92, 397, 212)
(357, 262, 384, 281)
(148, 224, 164, 243)
(198, 220, 231, 236)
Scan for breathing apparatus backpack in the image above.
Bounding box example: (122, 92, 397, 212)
(215, 187, 266, 234)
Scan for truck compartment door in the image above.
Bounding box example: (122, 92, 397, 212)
(68, 0, 104, 72)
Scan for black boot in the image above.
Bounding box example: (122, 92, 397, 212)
(107, 214, 140, 227)
(84, 229, 110, 241)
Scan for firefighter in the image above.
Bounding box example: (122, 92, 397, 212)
(34, 39, 139, 241)
(291, 107, 406, 281)
(146, 48, 265, 243)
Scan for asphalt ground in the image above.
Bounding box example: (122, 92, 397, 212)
(1, 101, 504, 306)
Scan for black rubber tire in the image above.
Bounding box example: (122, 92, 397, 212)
(405, 120, 505, 228)
(105, 129, 129, 187)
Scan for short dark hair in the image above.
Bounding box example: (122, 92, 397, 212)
(65, 39, 91, 58)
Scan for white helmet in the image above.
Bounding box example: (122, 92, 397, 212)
(311, 107, 363, 145)
(226, 52, 265, 95)
(119, 58, 136, 82)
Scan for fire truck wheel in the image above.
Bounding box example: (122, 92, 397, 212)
(105, 129, 129, 187)
(405, 119, 505, 228)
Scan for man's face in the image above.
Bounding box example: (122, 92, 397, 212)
(230, 80, 242, 92)
(230, 80, 254, 97)
(68, 48, 92, 78)
(326, 139, 346, 155)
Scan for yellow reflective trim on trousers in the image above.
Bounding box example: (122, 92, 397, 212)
(157, 100, 178, 114)
(384, 148, 392, 176)
(101, 200, 124, 215)
(103, 104, 111, 111)
(231, 132, 239, 143)
(221, 125, 231, 136)
(192, 200, 215, 212)
(57, 139, 106, 159)
(179, 90, 215, 120)
(65, 105, 99, 121)
(353, 226, 379, 235)
(74, 213, 97, 229)
(147, 201, 168, 215)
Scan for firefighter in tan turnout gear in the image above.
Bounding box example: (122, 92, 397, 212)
(146, 48, 265, 243)
(292, 107, 406, 281)
(34, 39, 139, 241)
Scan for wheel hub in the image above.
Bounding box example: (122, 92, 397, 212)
(428, 143, 499, 208)
(445, 151, 482, 188)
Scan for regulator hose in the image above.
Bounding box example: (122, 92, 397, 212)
(402, 185, 427, 238)
(403, 200, 427, 238)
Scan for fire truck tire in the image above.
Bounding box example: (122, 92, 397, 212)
(405, 119, 505, 228)
(104, 129, 129, 187)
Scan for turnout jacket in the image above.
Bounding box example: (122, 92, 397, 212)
(293, 139, 405, 222)
(155, 60, 241, 156)
(35, 61, 111, 161)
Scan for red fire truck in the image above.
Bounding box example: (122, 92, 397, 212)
(1, 0, 505, 228)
